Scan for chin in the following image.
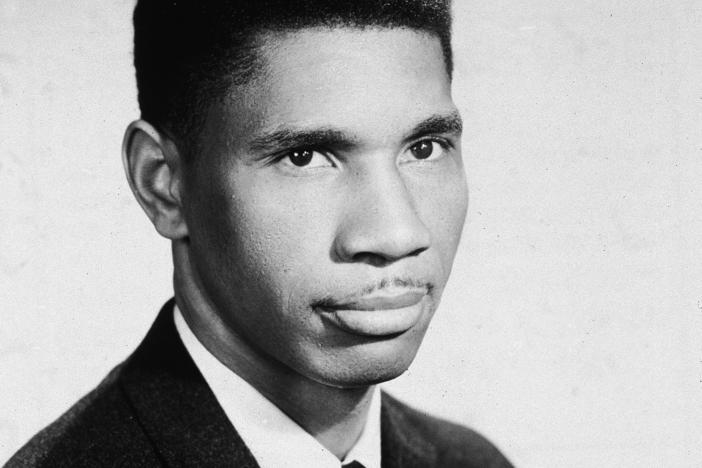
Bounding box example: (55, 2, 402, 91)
(314, 364, 411, 389)
(306, 333, 425, 388)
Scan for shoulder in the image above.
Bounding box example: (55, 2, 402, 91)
(381, 392, 513, 468)
(5, 365, 160, 468)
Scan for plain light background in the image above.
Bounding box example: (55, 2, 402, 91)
(1, 1, 701, 466)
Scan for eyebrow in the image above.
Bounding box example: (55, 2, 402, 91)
(406, 111, 463, 141)
(247, 111, 463, 154)
(248, 128, 357, 153)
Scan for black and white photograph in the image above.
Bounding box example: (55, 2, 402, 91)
(1, 1, 700, 466)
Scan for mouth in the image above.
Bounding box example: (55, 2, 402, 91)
(315, 287, 430, 337)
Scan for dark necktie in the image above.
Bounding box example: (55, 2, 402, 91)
(342, 461, 365, 468)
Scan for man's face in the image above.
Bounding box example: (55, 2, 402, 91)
(182, 28, 468, 387)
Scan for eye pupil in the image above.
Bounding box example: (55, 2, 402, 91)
(290, 149, 313, 166)
(411, 141, 433, 160)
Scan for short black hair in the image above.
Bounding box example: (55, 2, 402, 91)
(133, 0, 453, 156)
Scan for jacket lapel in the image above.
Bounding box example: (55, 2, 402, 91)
(118, 299, 260, 467)
(380, 393, 437, 468)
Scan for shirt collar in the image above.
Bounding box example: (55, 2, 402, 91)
(174, 304, 381, 468)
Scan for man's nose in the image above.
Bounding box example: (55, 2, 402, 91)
(333, 167, 431, 265)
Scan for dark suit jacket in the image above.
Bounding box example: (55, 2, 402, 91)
(6, 299, 513, 467)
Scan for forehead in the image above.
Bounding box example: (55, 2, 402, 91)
(205, 28, 455, 153)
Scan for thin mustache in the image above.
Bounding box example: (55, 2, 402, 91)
(313, 277, 433, 308)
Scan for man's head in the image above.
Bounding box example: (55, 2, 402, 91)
(123, 0, 467, 389)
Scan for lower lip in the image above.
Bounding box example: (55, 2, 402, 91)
(317, 294, 428, 337)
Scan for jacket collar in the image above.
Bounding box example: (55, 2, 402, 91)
(119, 299, 260, 467)
(118, 299, 437, 468)
(380, 393, 438, 468)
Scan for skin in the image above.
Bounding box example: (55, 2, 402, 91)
(123, 27, 468, 459)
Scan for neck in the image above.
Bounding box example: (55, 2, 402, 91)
(171, 241, 375, 459)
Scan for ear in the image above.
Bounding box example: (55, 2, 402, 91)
(122, 120, 188, 239)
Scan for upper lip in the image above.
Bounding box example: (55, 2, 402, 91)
(319, 287, 428, 311)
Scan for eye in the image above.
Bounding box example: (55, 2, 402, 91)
(405, 140, 448, 162)
(280, 149, 333, 169)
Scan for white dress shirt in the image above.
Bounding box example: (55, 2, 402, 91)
(173, 305, 381, 468)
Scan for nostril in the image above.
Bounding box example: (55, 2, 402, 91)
(407, 246, 427, 258)
(350, 252, 392, 267)
(348, 244, 427, 266)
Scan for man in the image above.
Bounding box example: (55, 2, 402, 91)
(7, 1, 512, 466)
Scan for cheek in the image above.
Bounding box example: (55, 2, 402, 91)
(187, 171, 338, 354)
(221, 175, 337, 303)
(410, 167, 468, 266)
